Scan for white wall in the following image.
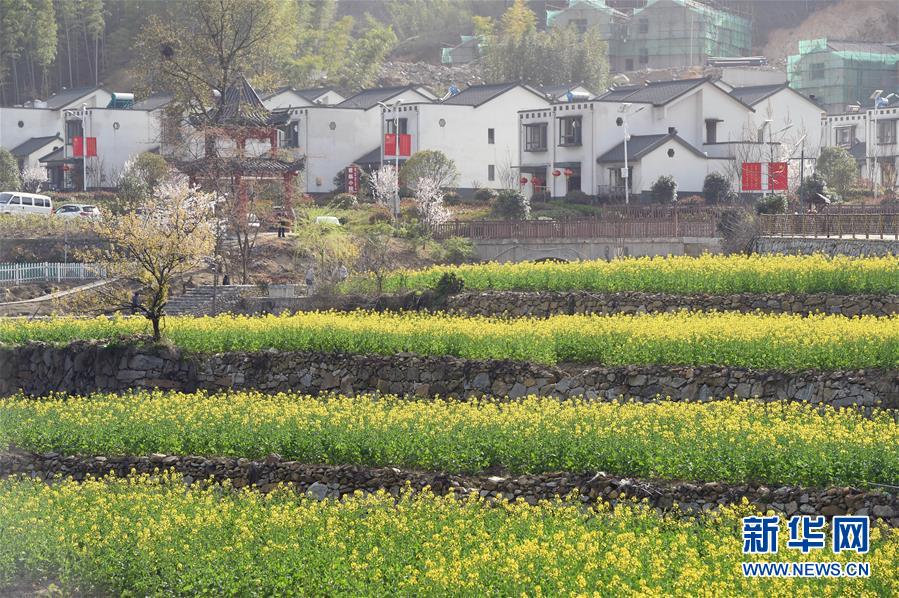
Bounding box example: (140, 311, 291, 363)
(410, 87, 551, 191)
(298, 107, 381, 193)
(74, 108, 163, 188)
(0, 107, 62, 149)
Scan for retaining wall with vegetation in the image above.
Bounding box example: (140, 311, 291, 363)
(2, 342, 896, 407)
(2, 451, 895, 526)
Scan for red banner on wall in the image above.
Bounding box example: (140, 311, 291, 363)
(72, 136, 84, 157)
(398, 134, 412, 157)
(384, 133, 397, 156)
(346, 165, 360, 194)
(85, 137, 97, 158)
(741, 162, 762, 191)
(768, 162, 788, 191)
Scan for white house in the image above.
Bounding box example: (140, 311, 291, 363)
(275, 85, 438, 193)
(261, 86, 345, 110)
(821, 102, 899, 191)
(518, 77, 756, 199)
(380, 83, 552, 193)
(725, 83, 825, 185)
(9, 135, 63, 172)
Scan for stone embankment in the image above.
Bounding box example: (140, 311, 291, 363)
(3, 451, 895, 526)
(237, 291, 899, 318)
(2, 342, 896, 407)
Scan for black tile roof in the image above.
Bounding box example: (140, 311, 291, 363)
(596, 78, 707, 106)
(175, 156, 304, 176)
(338, 85, 422, 109)
(728, 84, 787, 106)
(132, 93, 174, 111)
(596, 133, 706, 163)
(209, 74, 271, 126)
(44, 86, 105, 110)
(261, 86, 335, 103)
(10, 135, 61, 157)
(848, 142, 867, 161)
(441, 82, 526, 106)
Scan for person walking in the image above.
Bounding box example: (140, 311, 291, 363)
(305, 266, 315, 296)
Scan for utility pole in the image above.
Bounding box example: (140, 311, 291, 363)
(377, 99, 404, 221)
(871, 90, 883, 201)
(81, 103, 87, 191)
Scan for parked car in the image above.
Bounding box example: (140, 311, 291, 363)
(0, 192, 53, 216)
(53, 203, 102, 220)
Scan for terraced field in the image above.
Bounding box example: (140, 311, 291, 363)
(1, 254, 897, 595)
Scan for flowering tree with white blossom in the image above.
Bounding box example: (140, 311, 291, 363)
(369, 164, 398, 210)
(20, 164, 47, 192)
(413, 175, 450, 230)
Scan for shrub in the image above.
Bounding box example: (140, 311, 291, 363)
(530, 190, 552, 202)
(755, 193, 788, 215)
(439, 237, 476, 265)
(399, 150, 459, 189)
(474, 188, 497, 202)
(0, 148, 22, 191)
(443, 190, 462, 206)
(434, 271, 464, 296)
(798, 173, 830, 205)
(651, 175, 678, 203)
(816, 147, 858, 198)
(329, 193, 358, 209)
(368, 206, 392, 224)
(564, 189, 591, 204)
(703, 172, 735, 204)
(492, 189, 530, 220)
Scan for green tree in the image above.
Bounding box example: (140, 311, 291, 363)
(798, 173, 830, 205)
(399, 150, 459, 189)
(651, 175, 678, 204)
(0, 148, 21, 190)
(815, 146, 858, 199)
(703, 172, 736, 204)
(492, 189, 530, 220)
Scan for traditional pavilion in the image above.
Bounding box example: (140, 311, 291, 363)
(175, 74, 304, 211)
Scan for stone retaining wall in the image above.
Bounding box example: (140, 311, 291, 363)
(2, 342, 896, 407)
(753, 236, 898, 257)
(444, 291, 899, 318)
(3, 451, 895, 526)
(236, 291, 899, 318)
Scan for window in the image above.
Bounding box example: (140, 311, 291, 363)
(9, 196, 21, 205)
(487, 128, 495, 144)
(524, 123, 547, 151)
(385, 118, 408, 134)
(488, 164, 495, 181)
(287, 124, 300, 148)
(638, 48, 649, 65)
(65, 120, 83, 144)
(21, 196, 32, 206)
(625, 58, 634, 71)
(835, 126, 855, 148)
(558, 116, 582, 146)
(876, 119, 896, 144)
(705, 119, 719, 144)
(810, 62, 825, 80)
(34, 197, 46, 207)
(571, 18, 587, 34)
(638, 18, 648, 33)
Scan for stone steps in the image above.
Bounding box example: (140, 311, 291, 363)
(164, 285, 254, 316)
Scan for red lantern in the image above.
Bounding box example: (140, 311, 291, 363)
(530, 176, 539, 185)
(552, 169, 561, 177)
(519, 176, 528, 185)
(563, 168, 574, 177)
(63, 165, 71, 172)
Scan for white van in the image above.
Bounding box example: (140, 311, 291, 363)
(0, 192, 53, 216)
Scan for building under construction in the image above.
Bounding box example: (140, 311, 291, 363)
(547, 0, 751, 72)
(788, 39, 899, 114)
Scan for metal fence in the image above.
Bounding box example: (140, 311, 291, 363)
(758, 214, 899, 239)
(433, 217, 719, 240)
(0, 262, 107, 286)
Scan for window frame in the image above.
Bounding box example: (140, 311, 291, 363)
(487, 164, 495, 181)
(558, 116, 582, 147)
(487, 128, 495, 144)
(835, 125, 855, 148)
(876, 119, 896, 145)
(523, 123, 548, 152)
